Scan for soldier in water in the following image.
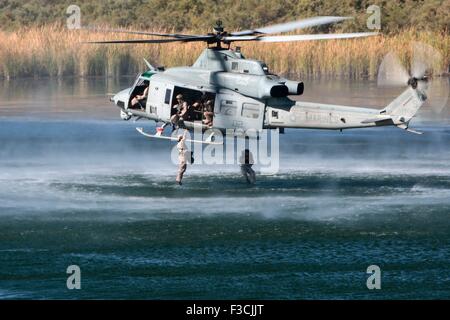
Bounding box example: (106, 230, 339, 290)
(239, 149, 256, 184)
(176, 130, 193, 185)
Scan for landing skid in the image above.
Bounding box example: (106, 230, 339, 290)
(136, 127, 223, 145)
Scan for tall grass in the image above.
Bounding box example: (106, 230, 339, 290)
(0, 24, 448, 80)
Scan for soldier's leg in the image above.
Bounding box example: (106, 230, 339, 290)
(170, 114, 179, 132)
(240, 165, 250, 184)
(176, 162, 187, 184)
(161, 122, 169, 129)
(248, 166, 256, 184)
(178, 117, 186, 129)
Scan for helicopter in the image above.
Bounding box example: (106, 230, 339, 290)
(87, 16, 430, 142)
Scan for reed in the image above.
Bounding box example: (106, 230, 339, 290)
(0, 25, 448, 80)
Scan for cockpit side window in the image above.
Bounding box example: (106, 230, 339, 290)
(164, 89, 172, 105)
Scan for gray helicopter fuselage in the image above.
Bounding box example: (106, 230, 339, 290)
(112, 47, 425, 133)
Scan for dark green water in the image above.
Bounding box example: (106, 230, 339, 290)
(1, 119, 450, 299)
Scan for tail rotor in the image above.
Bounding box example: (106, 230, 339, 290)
(377, 42, 449, 115)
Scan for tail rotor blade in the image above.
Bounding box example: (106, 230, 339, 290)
(412, 42, 435, 79)
(421, 78, 450, 115)
(412, 42, 449, 114)
(377, 52, 410, 87)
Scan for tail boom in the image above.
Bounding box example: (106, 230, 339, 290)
(264, 87, 426, 132)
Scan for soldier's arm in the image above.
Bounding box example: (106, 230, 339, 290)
(142, 86, 149, 98)
(180, 102, 189, 116)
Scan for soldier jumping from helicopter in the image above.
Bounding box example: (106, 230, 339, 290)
(176, 129, 193, 185)
(239, 149, 256, 184)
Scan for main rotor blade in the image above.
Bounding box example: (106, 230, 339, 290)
(230, 16, 352, 36)
(224, 32, 378, 43)
(86, 36, 213, 44)
(82, 26, 204, 39)
(377, 52, 410, 87)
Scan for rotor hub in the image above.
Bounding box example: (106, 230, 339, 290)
(408, 77, 418, 89)
(407, 76, 428, 89)
(213, 20, 224, 34)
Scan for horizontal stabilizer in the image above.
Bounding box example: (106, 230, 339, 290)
(396, 124, 424, 135)
(361, 116, 393, 124)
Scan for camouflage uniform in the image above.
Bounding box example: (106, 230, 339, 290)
(171, 100, 188, 130)
(203, 100, 214, 126)
(176, 138, 188, 184)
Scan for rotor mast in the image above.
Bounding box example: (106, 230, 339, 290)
(210, 20, 229, 49)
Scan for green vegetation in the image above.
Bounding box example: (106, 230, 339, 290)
(0, 0, 449, 33)
(0, 26, 448, 79)
(0, 1, 448, 79)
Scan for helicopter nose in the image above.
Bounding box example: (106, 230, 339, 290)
(112, 93, 121, 104)
(112, 88, 130, 108)
(112, 94, 124, 108)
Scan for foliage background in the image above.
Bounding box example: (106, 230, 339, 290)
(0, 0, 448, 33)
(0, 0, 448, 79)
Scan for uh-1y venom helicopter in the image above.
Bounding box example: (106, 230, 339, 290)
(87, 16, 430, 142)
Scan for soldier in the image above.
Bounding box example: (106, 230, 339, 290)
(172, 94, 188, 130)
(192, 102, 203, 121)
(203, 100, 214, 127)
(239, 149, 256, 184)
(180, 100, 194, 122)
(160, 94, 188, 133)
(131, 83, 149, 109)
(175, 130, 192, 185)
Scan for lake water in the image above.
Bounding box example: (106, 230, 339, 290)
(0, 77, 449, 299)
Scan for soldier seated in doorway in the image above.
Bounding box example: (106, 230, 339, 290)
(203, 100, 214, 127)
(180, 101, 195, 122)
(192, 102, 203, 121)
(161, 94, 188, 132)
(131, 83, 149, 110)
